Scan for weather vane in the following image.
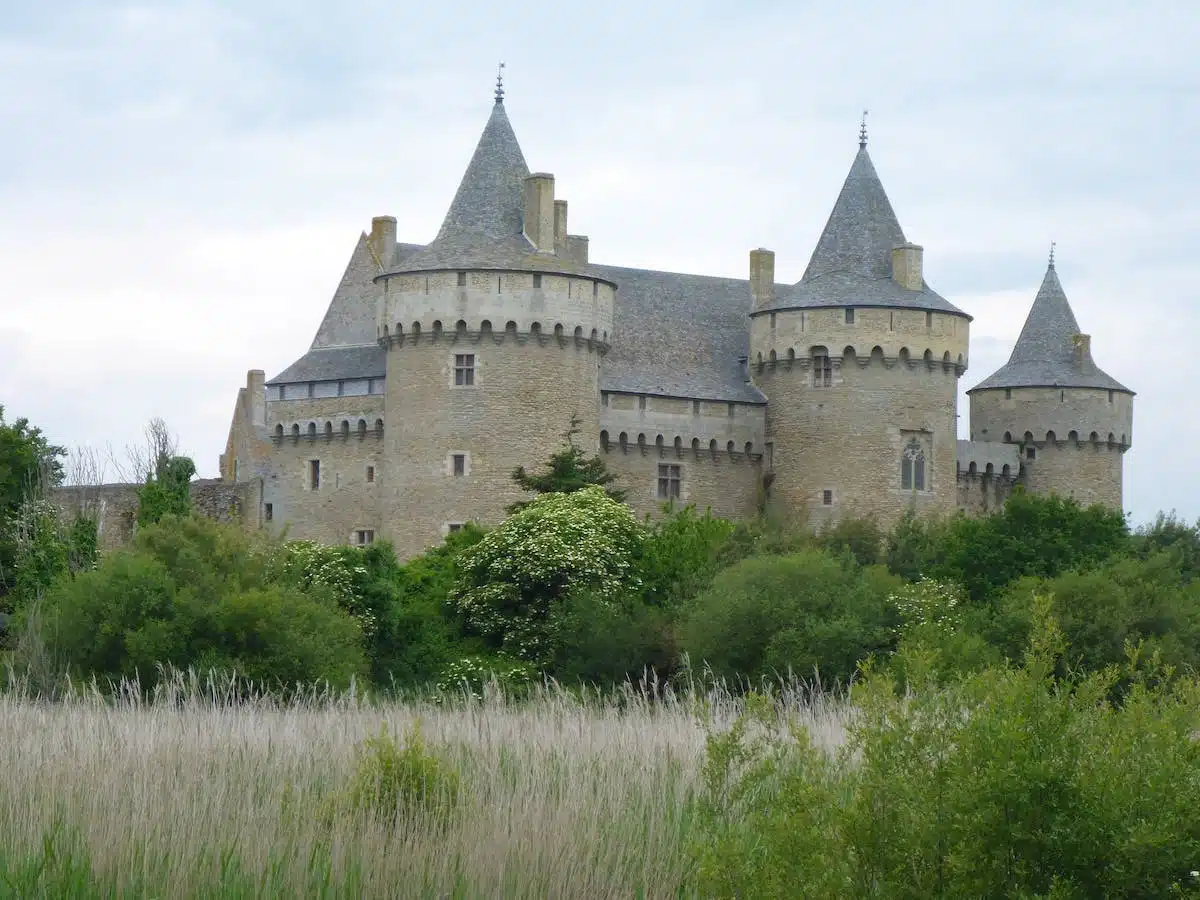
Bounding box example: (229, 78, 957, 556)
(859, 109, 869, 148)
(1049, 240, 1056, 268)
(495, 62, 505, 103)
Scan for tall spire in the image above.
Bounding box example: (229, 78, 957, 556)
(494, 62, 505, 104)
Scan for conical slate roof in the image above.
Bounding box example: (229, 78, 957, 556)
(386, 97, 592, 275)
(969, 262, 1132, 393)
(763, 145, 967, 317)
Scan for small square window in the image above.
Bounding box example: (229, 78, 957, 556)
(844, 308, 855, 324)
(822, 489, 833, 506)
(309, 460, 320, 491)
(366, 465, 375, 483)
(533, 273, 542, 288)
(456, 271, 467, 287)
(454, 354, 475, 386)
(657, 463, 681, 500)
(1026, 446, 1036, 460)
(447, 523, 463, 534)
(452, 454, 466, 476)
(264, 503, 273, 522)
(355, 529, 375, 546)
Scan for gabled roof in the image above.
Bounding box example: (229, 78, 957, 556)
(969, 262, 1132, 394)
(761, 145, 968, 317)
(266, 345, 386, 386)
(385, 98, 592, 276)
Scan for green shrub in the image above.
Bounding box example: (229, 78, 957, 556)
(678, 549, 902, 685)
(814, 515, 884, 568)
(344, 722, 462, 827)
(696, 603, 1200, 898)
(637, 506, 736, 608)
(548, 589, 673, 684)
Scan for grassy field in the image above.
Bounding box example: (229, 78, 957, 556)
(0, 672, 848, 898)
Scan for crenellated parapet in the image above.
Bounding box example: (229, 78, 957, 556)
(599, 392, 767, 463)
(271, 417, 384, 445)
(376, 269, 615, 350)
(750, 306, 969, 378)
(970, 386, 1133, 453)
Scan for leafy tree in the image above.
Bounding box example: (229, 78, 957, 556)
(0, 406, 65, 600)
(637, 505, 736, 607)
(137, 455, 195, 526)
(1131, 512, 1200, 583)
(3, 497, 97, 613)
(814, 516, 884, 568)
(508, 416, 625, 512)
(928, 488, 1129, 603)
(679, 549, 902, 685)
(883, 506, 943, 580)
(452, 486, 646, 663)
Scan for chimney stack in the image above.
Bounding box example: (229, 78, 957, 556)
(891, 242, 924, 291)
(750, 248, 775, 310)
(554, 200, 569, 253)
(1072, 334, 1094, 373)
(247, 370, 266, 428)
(523, 173, 556, 252)
(369, 216, 396, 269)
(566, 234, 589, 265)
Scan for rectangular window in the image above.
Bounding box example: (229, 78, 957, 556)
(889, 311, 894, 331)
(657, 463, 681, 500)
(452, 454, 466, 476)
(533, 273, 542, 288)
(309, 460, 320, 491)
(770, 313, 777, 329)
(456, 271, 467, 287)
(822, 489, 833, 506)
(1108, 390, 1114, 403)
(813, 354, 833, 388)
(264, 503, 273, 522)
(765, 442, 774, 470)
(447, 523, 463, 534)
(593, 281, 599, 298)
(727, 402, 736, 417)
(1026, 446, 1037, 460)
(845, 308, 855, 324)
(692, 399, 701, 415)
(601, 392, 609, 407)
(366, 465, 375, 483)
(1005, 388, 1012, 399)
(454, 354, 475, 386)
(926, 311, 934, 329)
(355, 529, 375, 546)
(638, 395, 647, 411)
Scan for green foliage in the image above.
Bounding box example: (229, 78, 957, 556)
(136, 455, 196, 527)
(696, 607, 1200, 898)
(508, 416, 625, 512)
(637, 505, 736, 607)
(548, 589, 673, 684)
(452, 486, 646, 663)
(679, 549, 902, 685)
(343, 722, 462, 826)
(0, 407, 65, 602)
(1132, 512, 1200, 582)
(928, 489, 1129, 602)
(24, 515, 367, 689)
(884, 506, 943, 580)
(435, 654, 535, 698)
(2, 498, 97, 612)
(814, 515, 884, 568)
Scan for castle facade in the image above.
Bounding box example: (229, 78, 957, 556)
(219, 87, 1135, 560)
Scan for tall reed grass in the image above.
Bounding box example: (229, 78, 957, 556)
(0, 668, 849, 898)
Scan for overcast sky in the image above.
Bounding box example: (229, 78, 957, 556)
(2, 1, 1196, 526)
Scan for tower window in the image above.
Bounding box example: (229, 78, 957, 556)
(454, 354, 475, 386)
(447, 523, 463, 534)
(309, 460, 320, 491)
(1108, 390, 1114, 403)
(456, 271, 467, 287)
(452, 453, 466, 476)
(264, 503, 273, 522)
(593, 281, 599, 298)
(727, 402, 736, 417)
(533, 273, 542, 288)
(813, 353, 833, 388)
(1026, 446, 1036, 460)
(822, 489, 833, 506)
(657, 463, 681, 500)
(366, 465, 375, 483)
(639, 395, 647, 411)
(355, 529, 375, 546)
(770, 313, 777, 330)
(844, 308, 855, 324)
(926, 311, 933, 329)
(1005, 388, 1012, 399)
(901, 438, 926, 491)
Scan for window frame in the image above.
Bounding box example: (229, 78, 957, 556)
(309, 459, 320, 491)
(901, 438, 927, 492)
(656, 463, 682, 501)
(812, 353, 833, 388)
(453, 353, 476, 387)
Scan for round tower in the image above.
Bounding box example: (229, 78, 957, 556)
(749, 135, 971, 527)
(968, 256, 1133, 509)
(376, 92, 613, 555)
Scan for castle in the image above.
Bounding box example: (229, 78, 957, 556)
(218, 82, 1135, 560)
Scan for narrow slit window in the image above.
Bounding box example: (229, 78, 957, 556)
(366, 465, 375, 483)
(452, 454, 466, 476)
(264, 503, 273, 522)
(309, 460, 320, 491)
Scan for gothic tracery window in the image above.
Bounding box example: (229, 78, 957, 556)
(901, 439, 926, 491)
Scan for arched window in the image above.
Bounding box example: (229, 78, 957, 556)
(901, 438, 926, 491)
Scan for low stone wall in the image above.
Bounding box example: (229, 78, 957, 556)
(49, 479, 255, 553)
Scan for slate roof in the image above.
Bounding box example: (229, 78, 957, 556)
(384, 99, 596, 277)
(969, 263, 1132, 394)
(761, 145, 968, 318)
(266, 345, 385, 386)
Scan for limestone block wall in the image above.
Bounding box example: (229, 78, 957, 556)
(1020, 441, 1125, 509)
(600, 441, 761, 521)
(955, 472, 1019, 516)
(381, 327, 602, 560)
(266, 395, 386, 443)
(599, 393, 766, 460)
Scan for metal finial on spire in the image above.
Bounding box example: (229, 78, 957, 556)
(1049, 240, 1056, 269)
(494, 62, 505, 103)
(859, 109, 869, 148)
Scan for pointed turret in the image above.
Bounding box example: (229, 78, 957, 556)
(969, 259, 1130, 393)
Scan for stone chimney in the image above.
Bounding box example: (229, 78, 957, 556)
(554, 200, 568, 253)
(247, 370, 266, 428)
(891, 242, 924, 291)
(750, 248, 775, 310)
(1072, 333, 1095, 373)
(523, 173, 556, 252)
(369, 216, 396, 269)
(566, 234, 589, 265)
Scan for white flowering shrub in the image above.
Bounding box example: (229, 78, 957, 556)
(435, 655, 535, 699)
(888, 576, 963, 634)
(268, 541, 378, 639)
(451, 486, 647, 662)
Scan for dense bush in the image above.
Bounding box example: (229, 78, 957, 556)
(679, 549, 902, 685)
(342, 722, 462, 827)
(25, 515, 367, 688)
(697, 605, 1200, 898)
